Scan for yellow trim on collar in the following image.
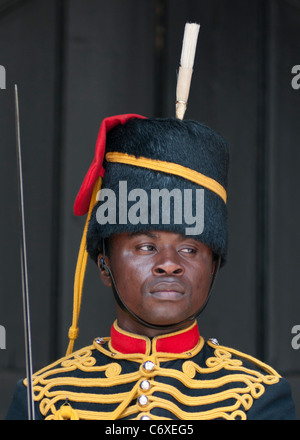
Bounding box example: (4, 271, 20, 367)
(105, 152, 227, 204)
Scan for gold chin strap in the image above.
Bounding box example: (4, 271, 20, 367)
(66, 177, 102, 356)
(105, 152, 227, 204)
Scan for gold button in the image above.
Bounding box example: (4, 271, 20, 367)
(140, 380, 150, 391)
(138, 395, 148, 406)
(143, 360, 155, 371)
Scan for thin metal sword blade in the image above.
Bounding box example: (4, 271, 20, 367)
(14, 84, 35, 421)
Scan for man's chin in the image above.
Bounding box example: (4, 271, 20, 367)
(138, 307, 193, 329)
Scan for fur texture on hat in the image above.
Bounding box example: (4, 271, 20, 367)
(86, 117, 229, 265)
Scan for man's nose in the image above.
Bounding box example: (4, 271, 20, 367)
(152, 248, 185, 276)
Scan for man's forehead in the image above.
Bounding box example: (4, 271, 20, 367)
(127, 230, 201, 242)
(129, 231, 160, 239)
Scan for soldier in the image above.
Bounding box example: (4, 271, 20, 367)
(6, 114, 297, 420)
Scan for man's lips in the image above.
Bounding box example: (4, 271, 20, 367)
(149, 282, 186, 300)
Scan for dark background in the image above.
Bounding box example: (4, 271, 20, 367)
(0, 0, 299, 419)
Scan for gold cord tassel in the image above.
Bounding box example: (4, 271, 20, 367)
(66, 177, 102, 356)
(53, 400, 80, 420)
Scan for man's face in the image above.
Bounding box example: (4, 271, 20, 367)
(99, 230, 215, 337)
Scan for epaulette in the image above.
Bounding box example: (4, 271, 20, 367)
(206, 338, 282, 377)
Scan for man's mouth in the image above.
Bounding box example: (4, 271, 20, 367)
(149, 282, 185, 300)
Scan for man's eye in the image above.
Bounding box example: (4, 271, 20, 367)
(180, 247, 196, 254)
(138, 244, 155, 252)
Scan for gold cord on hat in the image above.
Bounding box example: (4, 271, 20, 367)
(66, 177, 102, 355)
(105, 152, 227, 204)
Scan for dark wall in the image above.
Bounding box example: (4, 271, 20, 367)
(0, 0, 299, 419)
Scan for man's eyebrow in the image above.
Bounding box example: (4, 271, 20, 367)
(129, 231, 159, 239)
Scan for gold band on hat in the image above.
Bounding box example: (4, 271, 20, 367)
(105, 152, 227, 204)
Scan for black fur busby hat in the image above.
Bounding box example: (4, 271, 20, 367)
(86, 116, 229, 265)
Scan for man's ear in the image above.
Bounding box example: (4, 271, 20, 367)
(211, 253, 221, 276)
(212, 258, 216, 276)
(212, 254, 221, 277)
(97, 254, 112, 287)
